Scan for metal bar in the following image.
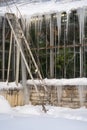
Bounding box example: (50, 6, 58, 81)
(50, 15, 54, 78)
(2, 16, 5, 81)
(7, 31, 13, 83)
(5, 13, 38, 92)
(15, 40, 20, 85)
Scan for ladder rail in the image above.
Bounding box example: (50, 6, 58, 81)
(4, 0, 47, 91)
(7, 31, 12, 83)
(5, 13, 38, 92)
(12, 14, 47, 91)
(13, 14, 43, 79)
(4, 0, 48, 109)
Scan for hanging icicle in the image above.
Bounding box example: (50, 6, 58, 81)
(26, 17, 31, 42)
(77, 85, 86, 107)
(66, 11, 70, 41)
(77, 7, 86, 77)
(77, 7, 86, 44)
(38, 15, 43, 32)
(56, 12, 61, 48)
(56, 85, 63, 105)
(45, 14, 51, 27)
(34, 16, 38, 40)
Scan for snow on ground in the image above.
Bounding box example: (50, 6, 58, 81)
(0, 0, 87, 17)
(13, 105, 87, 122)
(0, 95, 87, 130)
(0, 96, 12, 113)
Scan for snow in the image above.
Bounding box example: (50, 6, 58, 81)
(0, 96, 12, 113)
(0, 0, 87, 127)
(1, 115, 87, 130)
(0, 81, 22, 90)
(0, 95, 87, 130)
(0, 78, 87, 90)
(0, 0, 87, 17)
(0, 1, 86, 90)
(13, 105, 87, 122)
(27, 77, 87, 86)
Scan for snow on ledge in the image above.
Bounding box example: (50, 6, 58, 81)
(27, 78, 87, 86)
(0, 78, 87, 90)
(0, 82, 22, 90)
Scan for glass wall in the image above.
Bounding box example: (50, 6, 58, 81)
(29, 9, 87, 78)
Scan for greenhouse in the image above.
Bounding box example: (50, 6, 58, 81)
(0, 0, 87, 107)
(0, 0, 87, 82)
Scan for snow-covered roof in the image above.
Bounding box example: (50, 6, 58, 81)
(0, 0, 87, 17)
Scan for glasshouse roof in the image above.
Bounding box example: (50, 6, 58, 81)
(0, 0, 87, 17)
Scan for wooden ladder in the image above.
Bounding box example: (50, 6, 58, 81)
(5, 13, 47, 92)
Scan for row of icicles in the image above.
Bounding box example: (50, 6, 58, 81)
(23, 7, 87, 46)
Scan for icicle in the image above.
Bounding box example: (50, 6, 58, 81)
(21, 17, 26, 33)
(66, 11, 70, 40)
(45, 14, 51, 27)
(77, 85, 85, 107)
(25, 16, 31, 29)
(56, 85, 62, 105)
(35, 16, 38, 39)
(38, 15, 43, 32)
(56, 12, 61, 47)
(77, 7, 86, 44)
(36, 15, 43, 40)
(77, 7, 86, 77)
(23, 87, 30, 105)
(25, 17, 31, 42)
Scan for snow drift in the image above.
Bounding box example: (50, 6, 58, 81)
(0, 96, 11, 113)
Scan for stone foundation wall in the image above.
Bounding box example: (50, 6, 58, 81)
(0, 85, 87, 108)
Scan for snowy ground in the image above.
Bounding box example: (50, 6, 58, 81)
(0, 96, 87, 130)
